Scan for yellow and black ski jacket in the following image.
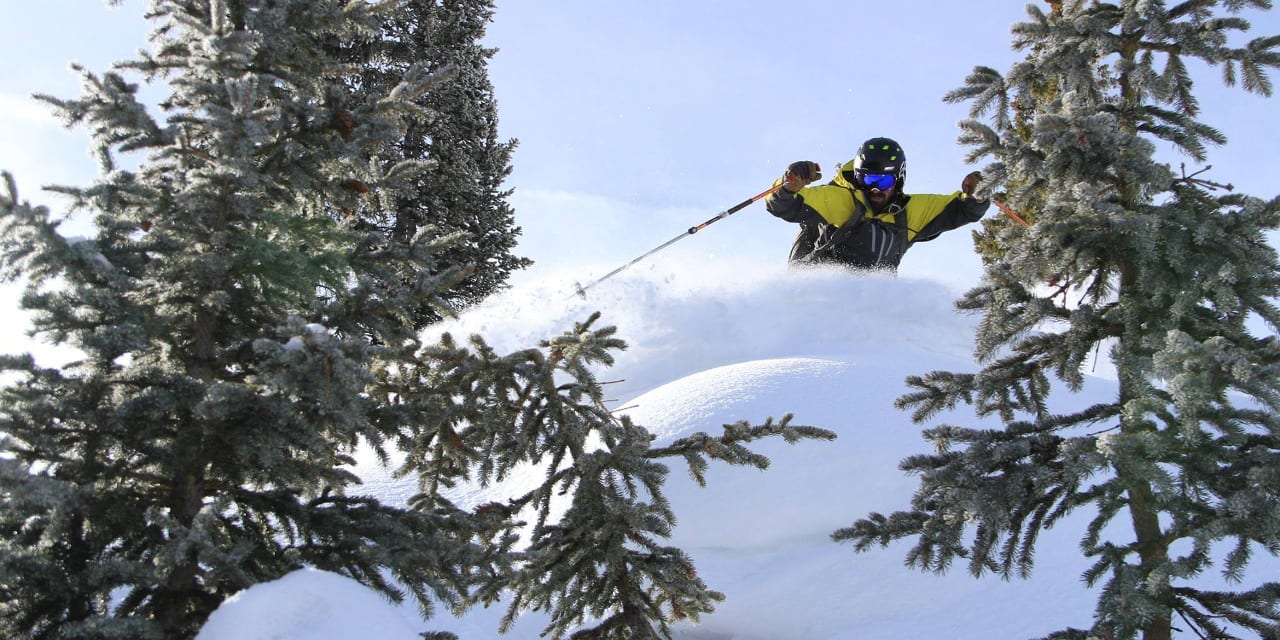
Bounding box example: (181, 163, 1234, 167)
(766, 161, 989, 270)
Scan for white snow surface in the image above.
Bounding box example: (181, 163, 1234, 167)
(196, 259, 1274, 640)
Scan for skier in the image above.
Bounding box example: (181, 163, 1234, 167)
(766, 137, 989, 271)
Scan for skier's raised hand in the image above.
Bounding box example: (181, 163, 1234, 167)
(783, 161, 821, 192)
(961, 171, 984, 198)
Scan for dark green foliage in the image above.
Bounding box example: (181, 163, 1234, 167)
(503, 415, 834, 640)
(351, 0, 531, 327)
(0, 0, 485, 635)
(387, 313, 836, 639)
(835, 3, 1280, 640)
(1, 5, 823, 637)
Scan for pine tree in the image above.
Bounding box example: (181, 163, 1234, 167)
(353, 0, 531, 327)
(0, 1, 486, 637)
(387, 314, 836, 640)
(968, 54, 1062, 262)
(835, 2, 1280, 639)
(0, 4, 825, 638)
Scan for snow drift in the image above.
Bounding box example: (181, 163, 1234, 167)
(202, 262, 1124, 639)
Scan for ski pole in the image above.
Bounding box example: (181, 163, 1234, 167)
(993, 198, 1031, 228)
(574, 183, 784, 298)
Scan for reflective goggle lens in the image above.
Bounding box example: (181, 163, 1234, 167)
(861, 173, 897, 190)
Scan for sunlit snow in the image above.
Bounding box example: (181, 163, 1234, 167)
(197, 259, 1273, 640)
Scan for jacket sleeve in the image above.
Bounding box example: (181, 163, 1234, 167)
(910, 192, 991, 242)
(765, 183, 827, 226)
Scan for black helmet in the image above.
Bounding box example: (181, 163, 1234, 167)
(847, 137, 906, 192)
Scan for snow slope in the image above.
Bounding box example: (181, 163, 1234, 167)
(199, 260, 1259, 640)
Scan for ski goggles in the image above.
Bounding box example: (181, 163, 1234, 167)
(858, 172, 897, 190)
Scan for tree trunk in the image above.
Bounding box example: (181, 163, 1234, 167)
(1117, 260, 1172, 640)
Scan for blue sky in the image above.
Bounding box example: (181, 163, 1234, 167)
(479, 2, 1279, 273)
(2, 2, 1279, 342)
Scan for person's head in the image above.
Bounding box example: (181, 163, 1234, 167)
(845, 137, 906, 210)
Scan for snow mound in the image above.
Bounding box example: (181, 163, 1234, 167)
(622, 354, 928, 550)
(424, 262, 978, 402)
(335, 264, 1115, 639)
(195, 568, 422, 640)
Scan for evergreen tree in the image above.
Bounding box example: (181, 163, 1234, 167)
(0, 4, 824, 637)
(836, 2, 1280, 639)
(354, 0, 531, 327)
(0, 1, 486, 637)
(968, 30, 1064, 262)
(387, 314, 835, 640)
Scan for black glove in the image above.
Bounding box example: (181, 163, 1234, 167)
(783, 161, 821, 192)
(961, 171, 983, 197)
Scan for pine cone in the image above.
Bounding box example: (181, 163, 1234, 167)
(340, 178, 370, 194)
(334, 109, 356, 141)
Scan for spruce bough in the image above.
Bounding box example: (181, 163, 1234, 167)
(837, 2, 1280, 639)
(0, 2, 830, 638)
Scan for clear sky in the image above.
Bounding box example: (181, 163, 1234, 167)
(479, 1, 1280, 288)
(2, 1, 1279, 352)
